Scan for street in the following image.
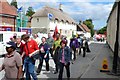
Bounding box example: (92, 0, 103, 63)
(35, 41, 119, 79)
(0, 41, 119, 80)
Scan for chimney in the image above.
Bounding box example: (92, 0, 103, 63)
(79, 20, 82, 25)
(59, 4, 63, 12)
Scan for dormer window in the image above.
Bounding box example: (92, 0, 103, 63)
(54, 18, 59, 23)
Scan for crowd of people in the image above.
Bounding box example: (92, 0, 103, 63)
(0, 32, 91, 80)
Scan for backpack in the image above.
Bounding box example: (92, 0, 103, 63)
(71, 39, 76, 48)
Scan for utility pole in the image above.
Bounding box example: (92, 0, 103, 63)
(112, 1, 120, 74)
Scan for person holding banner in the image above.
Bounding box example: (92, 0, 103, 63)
(53, 33, 61, 74)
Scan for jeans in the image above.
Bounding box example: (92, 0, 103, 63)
(24, 57, 38, 80)
(58, 62, 70, 80)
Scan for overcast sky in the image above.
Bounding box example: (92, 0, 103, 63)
(7, 0, 115, 30)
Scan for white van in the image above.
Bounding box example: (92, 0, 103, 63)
(0, 31, 26, 54)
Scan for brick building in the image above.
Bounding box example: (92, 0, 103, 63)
(0, 0, 17, 31)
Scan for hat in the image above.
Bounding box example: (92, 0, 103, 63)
(21, 34, 29, 40)
(6, 42, 16, 49)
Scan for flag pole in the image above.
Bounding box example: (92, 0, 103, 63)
(20, 11, 22, 32)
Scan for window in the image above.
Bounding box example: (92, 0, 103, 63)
(54, 18, 59, 23)
(37, 18, 39, 22)
(61, 20, 64, 23)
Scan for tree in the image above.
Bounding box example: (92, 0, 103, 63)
(10, 0, 18, 9)
(83, 19, 95, 37)
(97, 26, 107, 34)
(26, 7, 35, 17)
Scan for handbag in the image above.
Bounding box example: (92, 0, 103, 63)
(31, 51, 40, 60)
(25, 42, 39, 60)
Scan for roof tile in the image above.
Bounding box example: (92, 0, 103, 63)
(0, 0, 17, 16)
(32, 6, 75, 24)
(81, 23, 90, 32)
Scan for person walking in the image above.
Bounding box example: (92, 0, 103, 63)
(0, 42, 22, 80)
(58, 40, 71, 80)
(77, 35, 83, 55)
(46, 33, 54, 57)
(21, 34, 39, 80)
(53, 33, 61, 74)
(16, 37, 26, 79)
(82, 37, 87, 57)
(16, 37, 25, 55)
(33, 34, 41, 46)
(69, 35, 79, 61)
(86, 39, 91, 52)
(36, 37, 50, 75)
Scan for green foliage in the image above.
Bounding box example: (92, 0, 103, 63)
(97, 26, 107, 34)
(91, 29, 94, 37)
(10, 1, 18, 9)
(82, 19, 94, 37)
(26, 7, 35, 17)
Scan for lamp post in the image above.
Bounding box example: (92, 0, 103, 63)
(112, 1, 120, 74)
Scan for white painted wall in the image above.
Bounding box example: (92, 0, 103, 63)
(49, 21, 76, 30)
(49, 21, 76, 39)
(31, 17, 49, 28)
(32, 16, 76, 39)
(77, 31, 91, 38)
(84, 32, 91, 39)
(107, 5, 117, 52)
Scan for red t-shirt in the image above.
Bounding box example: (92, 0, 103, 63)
(23, 39, 39, 56)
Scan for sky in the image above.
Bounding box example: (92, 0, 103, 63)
(7, 0, 116, 30)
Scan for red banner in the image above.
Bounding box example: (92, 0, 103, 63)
(53, 26, 58, 40)
(0, 26, 13, 31)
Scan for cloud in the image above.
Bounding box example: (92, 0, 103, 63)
(7, 0, 59, 2)
(7, 0, 115, 2)
(6, 0, 114, 29)
(61, 2, 113, 29)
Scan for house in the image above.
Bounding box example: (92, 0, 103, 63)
(77, 23, 91, 38)
(31, 6, 76, 39)
(0, 0, 17, 31)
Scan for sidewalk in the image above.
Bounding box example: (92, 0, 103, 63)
(80, 42, 119, 80)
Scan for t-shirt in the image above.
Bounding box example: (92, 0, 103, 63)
(39, 43, 49, 54)
(0, 51, 22, 79)
(53, 39, 61, 49)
